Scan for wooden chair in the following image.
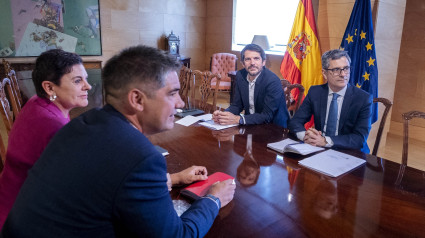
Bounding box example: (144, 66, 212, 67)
(2, 59, 22, 113)
(371, 97, 393, 156)
(190, 70, 221, 113)
(401, 111, 425, 166)
(395, 110, 425, 185)
(280, 79, 291, 90)
(0, 78, 15, 172)
(178, 65, 192, 106)
(210, 53, 237, 102)
(284, 83, 304, 117)
(280, 79, 291, 106)
(0, 78, 16, 134)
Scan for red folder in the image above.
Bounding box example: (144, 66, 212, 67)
(180, 172, 234, 200)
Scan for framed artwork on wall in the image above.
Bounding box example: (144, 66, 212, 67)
(0, 0, 102, 57)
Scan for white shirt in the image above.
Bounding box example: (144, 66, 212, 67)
(246, 72, 261, 114)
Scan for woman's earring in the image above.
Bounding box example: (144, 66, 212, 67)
(50, 94, 57, 102)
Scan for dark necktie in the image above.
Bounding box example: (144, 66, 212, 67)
(326, 93, 339, 136)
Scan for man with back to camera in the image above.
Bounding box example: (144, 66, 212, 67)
(1, 45, 236, 237)
(212, 44, 289, 127)
(288, 49, 372, 153)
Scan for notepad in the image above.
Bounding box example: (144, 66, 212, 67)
(180, 172, 234, 200)
(298, 149, 366, 177)
(267, 138, 325, 155)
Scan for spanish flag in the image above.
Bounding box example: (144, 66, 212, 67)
(280, 0, 323, 104)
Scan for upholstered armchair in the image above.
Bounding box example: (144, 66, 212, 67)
(210, 53, 237, 100)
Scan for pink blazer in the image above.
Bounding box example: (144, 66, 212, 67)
(0, 96, 70, 228)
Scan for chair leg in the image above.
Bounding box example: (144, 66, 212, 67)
(395, 164, 406, 186)
(401, 118, 409, 166)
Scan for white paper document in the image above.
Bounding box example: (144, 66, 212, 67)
(175, 114, 214, 127)
(196, 113, 213, 121)
(298, 149, 366, 177)
(267, 138, 325, 155)
(199, 120, 238, 130)
(175, 116, 199, 126)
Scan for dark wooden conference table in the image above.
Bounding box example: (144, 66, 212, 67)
(148, 122, 425, 238)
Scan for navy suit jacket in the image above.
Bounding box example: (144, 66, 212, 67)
(288, 83, 372, 153)
(226, 67, 289, 127)
(2, 105, 218, 238)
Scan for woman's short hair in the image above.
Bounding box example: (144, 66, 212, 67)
(32, 49, 83, 98)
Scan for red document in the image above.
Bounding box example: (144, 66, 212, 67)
(180, 172, 234, 200)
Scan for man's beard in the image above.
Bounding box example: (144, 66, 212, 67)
(248, 66, 262, 77)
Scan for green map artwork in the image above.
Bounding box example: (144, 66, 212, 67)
(0, 0, 101, 57)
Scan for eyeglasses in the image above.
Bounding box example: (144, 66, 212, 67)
(325, 66, 350, 76)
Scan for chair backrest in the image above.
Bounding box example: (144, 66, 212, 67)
(210, 53, 237, 83)
(284, 83, 305, 115)
(401, 111, 425, 165)
(178, 65, 192, 105)
(371, 97, 393, 156)
(190, 70, 221, 113)
(0, 78, 15, 134)
(395, 110, 425, 185)
(280, 79, 291, 90)
(2, 59, 22, 112)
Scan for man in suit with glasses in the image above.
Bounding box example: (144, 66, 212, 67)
(288, 49, 372, 153)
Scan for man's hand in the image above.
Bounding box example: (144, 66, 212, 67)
(212, 110, 240, 125)
(170, 166, 208, 185)
(303, 128, 327, 147)
(207, 179, 236, 208)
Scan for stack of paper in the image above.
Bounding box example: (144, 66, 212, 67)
(198, 120, 238, 130)
(175, 113, 238, 130)
(175, 114, 213, 127)
(298, 149, 366, 177)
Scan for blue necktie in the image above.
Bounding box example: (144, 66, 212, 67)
(326, 93, 339, 136)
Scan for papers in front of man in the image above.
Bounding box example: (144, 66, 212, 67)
(175, 113, 238, 130)
(267, 138, 325, 155)
(298, 149, 366, 177)
(198, 120, 238, 131)
(175, 114, 213, 127)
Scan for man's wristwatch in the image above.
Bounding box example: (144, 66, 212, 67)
(203, 194, 221, 210)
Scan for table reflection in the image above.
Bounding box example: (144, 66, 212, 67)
(283, 157, 301, 202)
(236, 134, 260, 187)
(311, 177, 338, 219)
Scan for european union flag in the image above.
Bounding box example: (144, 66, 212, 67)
(340, 0, 378, 123)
